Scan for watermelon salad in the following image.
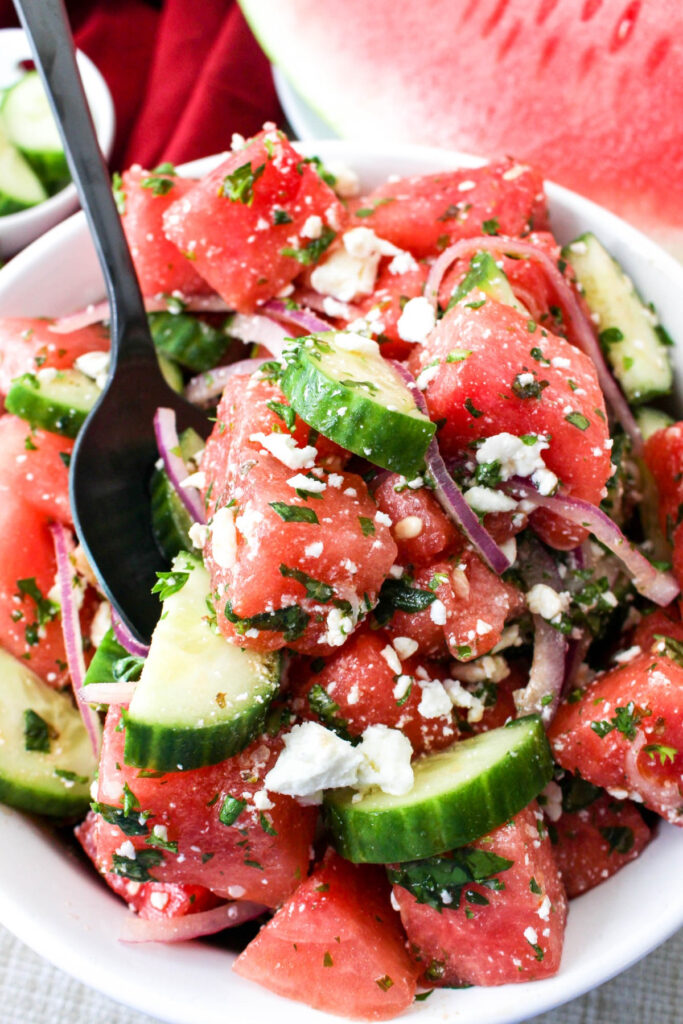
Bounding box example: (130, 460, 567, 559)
(1, 125, 682, 1020)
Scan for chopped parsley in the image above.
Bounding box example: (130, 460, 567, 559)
(279, 564, 334, 603)
(359, 516, 376, 537)
(512, 374, 549, 399)
(273, 208, 293, 225)
(141, 162, 176, 196)
(91, 801, 150, 836)
(152, 567, 192, 601)
(218, 795, 246, 826)
(224, 601, 310, 642)
(565, 411, 591, 431)
(281, 226, 336, 265)
(598, 825, 635, 855)
(112, 171, 126, 214)
(373, 577, 436, 625)
(269, 502, 319, 525)
(590, 701, 650, 741)
(464, 397, 484, 418)
(111, 848, 163, 883)
(220, 161, 265, 204)
(481, 218, 500, 235)
(387, 849, 513, 912)
(23, 708, 53, 753)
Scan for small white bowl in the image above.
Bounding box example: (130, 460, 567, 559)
(0, 28, 115, 260)
(0, 141, 681, 1024)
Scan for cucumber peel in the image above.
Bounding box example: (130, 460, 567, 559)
(281, 331, 435, 478)
(5, 368, 100, 437)
(323, 716, 553, 863)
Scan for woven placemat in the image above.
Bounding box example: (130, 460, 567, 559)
(1, 923, 680, 1024)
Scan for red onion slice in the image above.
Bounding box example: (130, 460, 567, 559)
(515, 615, 567, 724)
(120, 901, 267, 944)
(425, 235, 642, 451)
(82, 681, 137, 705)
(49, 294, 231, 333)
(184, 359, 267, 406)
(228, 313, 290, 358)
(111, 608, 149, 657)
(154, 407, 205, 524)
(507, 479, 679, 606)
(391, 361, 511, 575)
(49, 523, 101, 757)
(263, 298, 333, 335)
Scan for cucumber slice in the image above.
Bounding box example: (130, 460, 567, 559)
(448, 251, 528, 313)
(124, 553, 281, 771)
(83, 628, 143, 688)
(563, 232, 673, 404)
(323, 716, 553, 863)
(5, 368, 100, 438)
(149, 312, 232, 373)
(281, 332, 436, 478)
(0, 123, 47, 214)
(150, 427, 204, 560)
(157, 352, 184, 394)
(0, 647, 97, 817)
(1, 71, 69, 193)
(635, 405, 673, 442)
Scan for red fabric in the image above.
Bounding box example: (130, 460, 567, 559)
(0, 0, 281, 170)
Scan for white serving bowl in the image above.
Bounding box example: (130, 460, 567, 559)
(0, 28, 115, 260)
(0, 141, 681, 1024)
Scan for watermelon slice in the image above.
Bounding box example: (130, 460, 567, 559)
(239, 0, 683, 257)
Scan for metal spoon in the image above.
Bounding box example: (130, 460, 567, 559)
(15, 0, 209, 644)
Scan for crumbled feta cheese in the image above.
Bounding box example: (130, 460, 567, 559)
(322, 296, 351, 319)
(475, 432, 558, 495)
(387, 250, 419, 275)
(397, 296, 436, 344)
(325, 160, 360, 198)
(304, 541, 323, 558)
(149, 891, 169, 911)
(356, 724, 414, 795)
(429, 599, 447, 626)
(287, 473, 327, 493)
(343, 227, 399, 260)
(324, 606, 354, 647)
(253, 789, 274, 811)
(537, 896, 551, 921)
(613, 644, 641, 664)
(451, 655, 510, 684)
(524, 926, 539, 946)
(539, 780, 563, 822)
(464, 486, 518, 513)
(393, 636, 419, 660)
(74, 350, 110, 389)
(188, 522, 209, 550)
(250, 431, 317, 470)
(227, 884, 246, 898)
(443, 678, 486, 723)
(375, 511, 393, 527)
(393, 674, 413, 700)
(333, 332, 380, 356)
(416, 362, 441, 390)
(418, 679, 452, 718)
(301, 214, 323, 239)
(265, 722, 364, 804)
(210, 506, 237, 569)
(235, 503, 264, 540)
(180, 471, 206, 491)
(90, 601, 112, 648)
(526, 583, 571, 621)
(116, 840, 136, 859)
(380, 644, 402, 676)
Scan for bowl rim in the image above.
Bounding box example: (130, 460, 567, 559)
(0, 139, 681, 1024)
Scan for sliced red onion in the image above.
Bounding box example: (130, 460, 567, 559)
(49, 523, 100, 757)
(515, 615, 567, 724)
(263, 298, 333, 335)
(506, 479, 679, 606)
(391, 361, 511, 575)
(120, 901, 267, 944)
(228, 313, 289, 359)
(81, 681, 137, 705)
(49, 293, 231, 333)
(111, 608, 150, 657)
(424, 235, 642, 451)
(184, 359, 267, 406)
(154, 407, 205, 524)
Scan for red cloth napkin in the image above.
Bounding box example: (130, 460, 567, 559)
(0, 0, 282, 170)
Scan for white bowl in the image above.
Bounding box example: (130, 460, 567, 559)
(0, 141, 681, 1024)
(0, 28, 115, 260)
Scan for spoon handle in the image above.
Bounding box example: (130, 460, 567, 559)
(13, 0, 154, 369)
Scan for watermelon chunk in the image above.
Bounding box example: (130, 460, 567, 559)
(408, 299, 612, 549)
(163, 128, 347, 311)
(93, 707, 317, 908)
(120, 166, 214, 297)
(240, 0, 683, 256)
(374, 473, 458, 565)
(0, 317, 109, 397)
(200, 374, 396, 653)
(0, 415, 72, 525)
(549, 648, 683, 826)
(643, 422, 683, 587)
(549, 784, 652, 899)
(354, 260, 429, 360)
(391, 803, 567, 986)
(234, 849, 420, 1019)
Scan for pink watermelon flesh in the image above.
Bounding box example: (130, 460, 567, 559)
(240, 0, 683, 254)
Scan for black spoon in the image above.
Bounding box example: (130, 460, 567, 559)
(14, 0, 210, 644)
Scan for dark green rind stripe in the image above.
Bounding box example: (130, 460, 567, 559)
(323, 717, 553, 863)
(0, 775, 91, 819)
(150, 467, 193, 561)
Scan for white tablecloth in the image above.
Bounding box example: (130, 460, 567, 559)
(1, 922, 680, 1023)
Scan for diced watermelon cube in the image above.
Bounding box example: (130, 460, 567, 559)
(234, 849, 419, 1020)
(0, 317, 108, 397)
(163, 128, 347, 312)
(392, 804, 567, 986)
(0, 415, 72, 525)
(374, 473, 458, 565)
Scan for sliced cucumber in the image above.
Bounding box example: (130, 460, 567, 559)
(0, 123, 47, 215)
(635, 405, 673, 442)
(1, 71, 69, 193)
(0, 647, 97, 817)
(150, 427, 204, 560)
(124, 553, 281, 771)
(323, 716, 553, 863)
(157, 352, 184, 394)
(448, 251, 528, 313)
(83, 628, 143, 688)
(564, 232, 673, 404)
(149, 312, 232, 373)
(5, 368, 100, 437)
(281, 332, 435, 478)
